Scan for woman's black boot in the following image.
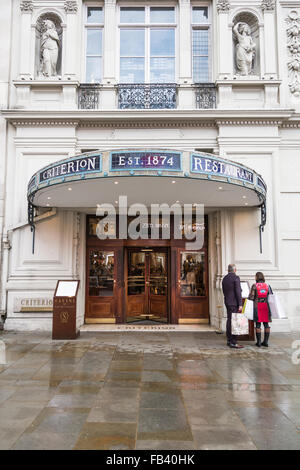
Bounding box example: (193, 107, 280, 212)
(262, 329, 270, 347)
(255, 330, 262, 347)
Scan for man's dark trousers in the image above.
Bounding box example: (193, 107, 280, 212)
(226, 305, 238, 345)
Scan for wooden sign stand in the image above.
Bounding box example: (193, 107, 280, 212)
(52, 280, 80, 340)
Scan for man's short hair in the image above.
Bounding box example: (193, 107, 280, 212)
(228, 264, 236, 273)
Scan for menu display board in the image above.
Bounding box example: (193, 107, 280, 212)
(56, 281, 79, 297)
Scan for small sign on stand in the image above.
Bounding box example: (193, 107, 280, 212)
(52, 280, 80, 340)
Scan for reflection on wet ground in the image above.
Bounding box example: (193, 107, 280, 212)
(0, 331, 300, 450)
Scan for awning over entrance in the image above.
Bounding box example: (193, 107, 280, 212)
(27, 149, 267, 253)
(28, 149, 266, 209)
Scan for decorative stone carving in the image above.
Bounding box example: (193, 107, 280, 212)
(35, 13, 62, 79)
(64, 1, 78, 13)
(233, 22, 256, 76)
(216, 0, 231, 13)
(20, 0, 33, 12)
(286, 10, 300, 96)
(261, 0, 275, 11)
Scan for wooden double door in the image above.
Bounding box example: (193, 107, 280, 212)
(126, 248, 168, 323)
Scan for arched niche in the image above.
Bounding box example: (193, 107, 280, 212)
(232, 12, 260, 77)
(35, 12, 62, 79)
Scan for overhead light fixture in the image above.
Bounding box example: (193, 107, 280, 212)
(114, 181, 119, 185)
(218, 186, 223, 190)
(47, 197, 51, 200)
(242, 195, 247, 199)
(68, 187, 72, 191)
(172, 180, 176, 184)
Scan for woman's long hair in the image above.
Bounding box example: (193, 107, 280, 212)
(255, 272, 265, 283)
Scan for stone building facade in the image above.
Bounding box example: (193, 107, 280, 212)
(0, 0, 299, 332)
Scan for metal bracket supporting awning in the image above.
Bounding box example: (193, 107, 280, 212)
(27, 199, 36, 254)
(259, 201, 267, 254)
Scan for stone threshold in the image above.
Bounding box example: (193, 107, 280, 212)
(80, 324, 216, 332)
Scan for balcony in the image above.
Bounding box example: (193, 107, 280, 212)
(78, 83, 101, 110)
(194, 83, 217, 109)
(117, 83, 177, 110)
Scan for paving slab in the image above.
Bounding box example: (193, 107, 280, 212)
(0, 330, 299, 450)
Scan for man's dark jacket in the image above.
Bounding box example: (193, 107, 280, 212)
(222, 272, 242, 308)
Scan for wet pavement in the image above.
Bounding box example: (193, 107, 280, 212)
(0, 330, 300, 450)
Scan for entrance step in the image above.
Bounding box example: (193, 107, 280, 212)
(80, 324, 216, 332)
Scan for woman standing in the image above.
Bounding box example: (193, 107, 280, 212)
(248, 272, 272, 347)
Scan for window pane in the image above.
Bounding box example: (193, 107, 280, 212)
(193, 56, 209, 82)
(87, 7, 103, 23)
(192, 7, 208, 24)
(180, 252, 206, 297)
(120, 7, 145, 23)
(150, 29, 175, 56)
(86, 57, 102, 83)
(89, 251, 114, 297)
(150, 7, 175, 23)
(120, 29, 145, 56)
(193, 29, 209, 56)
(120, 58, 145, 83)
(150, 58, 175, 83)
(87, 29, 102, 55)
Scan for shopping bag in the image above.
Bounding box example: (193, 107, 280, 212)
(268, 294, 287, 319)
(231, 312, 249, 336)
(242, 299, 254, 320)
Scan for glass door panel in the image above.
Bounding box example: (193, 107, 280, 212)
(180, 252, 206, 297)
(126, 249, 168, 323)
(89, 250, 114, 297)
(149, 252, 167, 296)
(128, 252, 146, 295)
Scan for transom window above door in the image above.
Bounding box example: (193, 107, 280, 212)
(119, 6, 176, 83)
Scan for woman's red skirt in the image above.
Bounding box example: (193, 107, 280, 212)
(257, 302, 269, 322)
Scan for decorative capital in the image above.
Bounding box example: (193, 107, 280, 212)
(20, 0, 33, 12)
(104, 0, 117, 5)
(64, 1, 78, 13)
(261, 0, 276, 11)
(216, 0, 231, 14)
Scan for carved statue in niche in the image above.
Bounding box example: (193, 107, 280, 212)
(40, 19, 60, 77)
(233, 22, 256, 75)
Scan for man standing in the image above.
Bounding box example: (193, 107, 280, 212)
(222, 264, 244, 349)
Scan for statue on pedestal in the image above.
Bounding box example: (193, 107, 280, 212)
(233, 22, 256, 76)
(40, 20, 60, 77)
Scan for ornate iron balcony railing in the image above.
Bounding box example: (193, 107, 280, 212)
(78, 84, 101, 109)
(118, 83, 177, 109)
(195, 83, 217, 109)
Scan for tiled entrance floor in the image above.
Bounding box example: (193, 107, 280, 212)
(0, 330, 299, 450)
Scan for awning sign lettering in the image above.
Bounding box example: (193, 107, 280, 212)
(191, 154, 254, 183)
(110, 151, 181, 171)
(39, 154, 101, 183)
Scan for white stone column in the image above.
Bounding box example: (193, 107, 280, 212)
(19, 0, 34, 79)
(262, 1, 277, 78)
(64, 1, 79, 79)
(216, 0, 232, 79)
(178, 0, 192, 83)
(103, 0, 117, 84)
(177, 0, 193, 109)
